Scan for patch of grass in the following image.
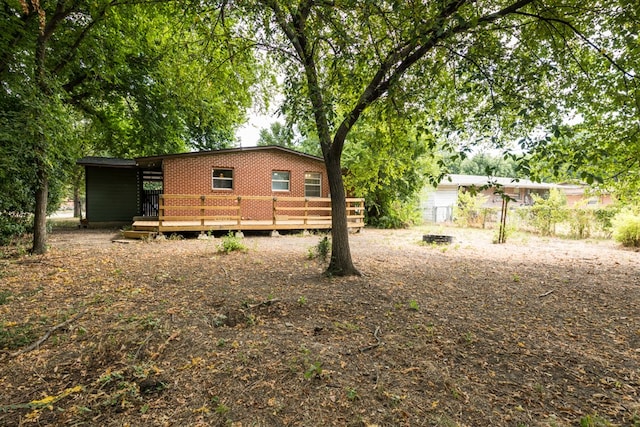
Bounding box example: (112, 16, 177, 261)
(0, 322, 37, 350)
(333, 321, 359, 331)
(0, 289, 13, 305)
(408, 299, 420, 311)
(297, 296, 307, 306)
(120, 314, 161, 331)
(303, 361, 323, 380)
(580, 414, 613, 427)
(346, 387, 359, 401)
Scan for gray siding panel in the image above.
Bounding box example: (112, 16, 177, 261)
(86, 167, 138, 222)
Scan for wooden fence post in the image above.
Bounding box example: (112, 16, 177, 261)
(200, 195, 206, 227)
(272, 197, 277, 225)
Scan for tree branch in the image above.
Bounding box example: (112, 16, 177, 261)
(513, 11, 636, 79)
(333, 0, 538, 152)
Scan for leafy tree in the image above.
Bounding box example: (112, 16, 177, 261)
(0, 1, 256, 253)
(342, 106, 437, 228)
(447, 153, 522, 178)
(218, 1, 637, 276)
(257, 122, 295, 148)
(515, 2, 640, 201)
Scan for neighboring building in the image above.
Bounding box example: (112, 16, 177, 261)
(420, 174, 610, 223)
(77, 146, 364, 234)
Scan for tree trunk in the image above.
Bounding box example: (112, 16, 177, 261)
(325, 153, 360, 276)
(32, 170, 48, 255)
(73, 172, 82, 218)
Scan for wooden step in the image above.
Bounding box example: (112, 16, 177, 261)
(122, 230, 157, 240)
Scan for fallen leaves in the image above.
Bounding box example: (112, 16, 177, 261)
(0, 228, 639, 426)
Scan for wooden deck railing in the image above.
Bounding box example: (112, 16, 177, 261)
(156, 194, 365, 231)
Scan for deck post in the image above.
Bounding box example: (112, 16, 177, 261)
(237, 196, 242, 225)
(159, 195, 164, 231)
(304, 198, 309, 225)
(200, 195, 206, 227)
(272, 197, 277, 225)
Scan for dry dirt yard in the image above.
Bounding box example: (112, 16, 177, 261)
(0, 226, 639, 427)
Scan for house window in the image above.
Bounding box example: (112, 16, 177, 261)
(305, 172, 322, 197)
(272, 171, 290, 191)
(212, 168, 233, 189)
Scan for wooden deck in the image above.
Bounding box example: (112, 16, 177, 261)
(128, 195, 365, 235)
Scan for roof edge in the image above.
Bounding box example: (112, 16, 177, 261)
(135, 145, 324, 164)
(76, 156, 137, 168)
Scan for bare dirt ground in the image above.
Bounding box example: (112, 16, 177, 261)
(1, 226, 639, 426)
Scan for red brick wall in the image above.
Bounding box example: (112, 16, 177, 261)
(162, 149, 329, 220)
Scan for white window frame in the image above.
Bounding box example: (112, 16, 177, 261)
(272, 171, 290, 192)
(212, 168, 233, 190)
(304, 172, 322, 197)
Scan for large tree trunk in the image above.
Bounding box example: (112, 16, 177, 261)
(325, 152, 360, 276)
(32, 170, 48, 255)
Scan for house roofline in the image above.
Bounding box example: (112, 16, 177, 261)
(76, 157, 137, 168)
(135, 145, 324, 167)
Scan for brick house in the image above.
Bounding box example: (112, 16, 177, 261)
(77, 146, 364, 233)
(139, 146, 330, 221)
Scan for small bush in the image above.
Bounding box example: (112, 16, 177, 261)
(368, 199, 421, 229)
(612, 209, 640, 247)
(217, 232, 248, 254)
(568, 208, 594, 239)
(308, 236, 330, 261)
(0, 213, 32, 246)
(454, 191, 488, 228)
(593, 206, 620, 236)
(528, 189, 568, 236)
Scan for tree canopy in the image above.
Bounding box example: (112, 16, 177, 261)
(0, 1, 257, 252)
(219, 0, 638, 275)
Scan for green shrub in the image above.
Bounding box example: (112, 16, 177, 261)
(308, 236, 331, 261)
(528, 188, 568, 236)
(612, 209, 640, 247)
(454, 191, 488, 228)
(568, 208, 594, 239)
(593, 206, 620, 236)
(368, 199, 421, 229)
(0, 213, 32, 246)
(217, 232, 248, 254)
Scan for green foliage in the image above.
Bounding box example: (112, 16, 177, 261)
(447, 153, 522, 178)
(308, 236, 330, 261)
(527, 189, 568, 236)
(0, 323, 37, 350)
(0, 290, 12, 305)
(579, 414, 612, 427)
(232, 0, 640, 274)
(593, 207, 621, 235)
(454, 191, 488, 228)
(568, 208, 595, 239)
(612, 209, 640, 247)
(0, 215, 32, 247)
(303, 361, 323, 380)
(346, 388, 359, 401)
(0, 1, 257, 252)
(343, 107, 437, 229)
(217, 232, 248, 254)
(257, 122, 295, 149)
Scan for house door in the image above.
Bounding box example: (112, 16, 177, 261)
(140, 169, 163, 217)
(142, 189, 162, 217)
